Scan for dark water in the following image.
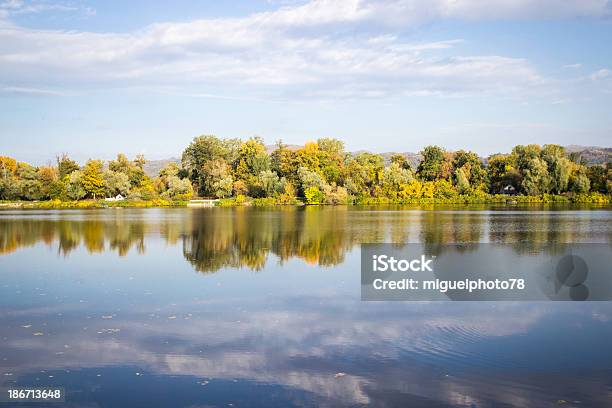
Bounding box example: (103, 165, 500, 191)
(1, 206, 611, 407)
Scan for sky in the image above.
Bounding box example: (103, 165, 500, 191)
(0, 0, 611, 164)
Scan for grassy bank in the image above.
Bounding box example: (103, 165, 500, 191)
(1, 192, 609, 209)
(0, 199, 189, 209)
(217, 192, 611, 206)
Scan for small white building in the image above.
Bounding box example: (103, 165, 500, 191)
(502, 185, 517, 195)
(104, 194, 125, 202)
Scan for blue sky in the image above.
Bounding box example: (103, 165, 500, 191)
(1, 0, 611, 164)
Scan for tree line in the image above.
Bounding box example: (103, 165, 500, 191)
(1, 136, 610, 204)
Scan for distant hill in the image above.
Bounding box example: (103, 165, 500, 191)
(143, 157, 180, 177)
(143, 145, 610, 176)
(565, 145, 611, 165)
(264, 144, 301, 154)
(352, 150, 422, 169)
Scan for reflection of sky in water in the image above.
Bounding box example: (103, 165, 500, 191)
(1, 207, 612, 407)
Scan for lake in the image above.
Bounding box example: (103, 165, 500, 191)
(1, 206, 611, 407)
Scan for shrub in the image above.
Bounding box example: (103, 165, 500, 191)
(304, 186, 325, 205)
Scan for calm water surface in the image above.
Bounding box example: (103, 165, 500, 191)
(1, 206, 611, 407)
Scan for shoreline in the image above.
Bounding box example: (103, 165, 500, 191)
(1, 193, 610, 210)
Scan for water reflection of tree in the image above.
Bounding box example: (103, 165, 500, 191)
(488, 211, 612, 254)
(182, 206, 499, 272)
(182, 207, 356, 272)
(419, 209, 485, 255)
(0, 218, 149, 256)
(1, 208, 609, 271)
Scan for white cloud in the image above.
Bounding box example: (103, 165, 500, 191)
(258, 0, 612, 27)
(0, 85, 72, 95)
(1, 0, 23, 9)
(0, 0, 609, 100)
(0, 0, 82, 15)
(590, 68, 611, 80)
(589, 68, 612, 94)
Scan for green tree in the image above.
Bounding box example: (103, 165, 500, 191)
(0, 156, 17, 178)
(521, 157, 550, 195)
(158, 162, 180, 178)
(109, 153, 147, 188)
(182, 135, 240, 191)
(317, 138, 346, 185)
(541, 144, 565, 164)
(37, 166, 59, 199)
(296, 142, 321, 173)
(399, 180, 423, 199)
(0, 156, 19, 200)
(323, 184, 349, 205)
(512, 144, 542, 172)
(381, 162, 414, 198)
(108, 153, 130, 173)
(163, 176, 194, 200)
(455, 167, 470, 194)
(233, 137, 270, 195)
(390, 153, 411, 170)
(258, 170, 282, 197)
(433, 179, 458, 199)
(298, 166, 326, 193)
(541, 145, 570, 193)
(417, 146, 446, 181)
(202, 159, 233, 198)
(0, 176, 20, 200)
(549, 157, 571, 194)
(103, 170, 131, 197)
(17, 163, 43, 200)
(48, 178, 67, 200)
(345, 153, 383, 197)
(453, 150, 487, 190)
(304, 186, 325, 204)
(570, 166, 590, 193)
(487, 154, 520, 193)
(587, 165, 609, 193)
(66, 171, 86, 200)
(81, 160, 106, 199)
(271, 140, 300, 185)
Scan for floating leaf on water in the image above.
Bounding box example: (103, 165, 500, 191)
(98, 328, 120, 334)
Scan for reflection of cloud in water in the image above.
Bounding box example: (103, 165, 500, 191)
(2, 208, 612, 405)
(3, 300, 611, 406)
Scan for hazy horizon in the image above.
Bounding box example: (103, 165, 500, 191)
(4, 140, 612, 168)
